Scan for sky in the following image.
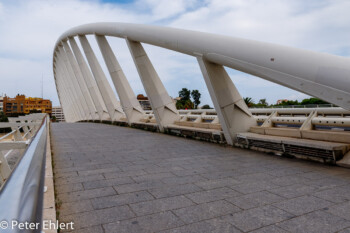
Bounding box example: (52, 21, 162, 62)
(0, 0, 349, 107)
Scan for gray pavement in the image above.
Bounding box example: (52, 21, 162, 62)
(51, 123, 350, 233)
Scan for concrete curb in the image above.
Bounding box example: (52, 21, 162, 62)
(43, 121, 57, 233)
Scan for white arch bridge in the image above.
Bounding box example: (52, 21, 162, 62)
(53, 22, 350, 165)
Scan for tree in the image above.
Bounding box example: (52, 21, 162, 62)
(179, 88, 191, 101)
(258, 99, 268, 106)
(300, 98, 329, 105)
(0, 111, 10, 133)
(275, 100, 299, 106)
(183, 99, 194, 109)
(51, 116, 57, 122)
(0, 111, 8, 122)
(191, 90, 201, 109)
(243, 97, 254, 107)
(202, 104, 212, 109)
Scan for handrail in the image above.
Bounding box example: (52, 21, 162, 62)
(0, 115, 48, 233)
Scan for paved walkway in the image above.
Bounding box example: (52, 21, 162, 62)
(51, 123, 350, 233)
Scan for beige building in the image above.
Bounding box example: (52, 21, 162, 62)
(52, 106, 65, 122)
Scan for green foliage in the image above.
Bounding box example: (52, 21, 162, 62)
(201, 104, 212, 109)
(176, 99, 194, 110)
(275, 100, 299, 106)
(176, 88, 201, 109)
(242, 97, 328, 108)
(0, 111, 10, 133)
(0, 111, 8, 122)
(300, 98, 329, 105)
(191, 90, 201, 109)
(179, 88, 191, 101)
(243, 97, 255, 107)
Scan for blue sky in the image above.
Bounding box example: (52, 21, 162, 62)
(0, 0, 349, 107)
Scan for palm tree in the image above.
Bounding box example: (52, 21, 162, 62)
(243, 97, 254, 107)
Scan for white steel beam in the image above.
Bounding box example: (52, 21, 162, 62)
(54, 23, 350, 111)
(197, 57, 256, 145)
(95, 35, 145, 124)
(57, 48, 86, 121)
(69, 37, 110, 121)
(78, 35, 124, 121)
(60, 45, 92, 120)
(126, 39, 180, 131)
(62, 40, 99, 120)
(56, 50, 83, 121)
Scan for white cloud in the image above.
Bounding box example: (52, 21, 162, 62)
(0, 0, 349, 108)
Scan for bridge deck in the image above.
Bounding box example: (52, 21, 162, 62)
(51, 123, 350, 233)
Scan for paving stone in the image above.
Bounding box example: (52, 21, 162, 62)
(121, 164, 159, 172)
(300, 171, 334, 180)
(226, 191, 285, 210)
(160, 218, 242, 233)
(230, 181, 280, 194)
(265, 168, 305, 177)
(143, 166, 184, 174)
(173, 200, 241, 224)
(58, 187, 116, 203)
(149, 183, 203, 198)
(130, 195, 195, 216)
(200, 170, 242, 180)
(60, 200, 94, 216)
(56, 183, 84, 194)
(268, 183, 317, 198)
(103, 170, 147, 179)
(186, 187, 241, 204)
(66, 225, 104, 233)
(51, 123, 350, 233)
(304, 177, 350, 190)
(91, 191, 154, 209)
(278, 210, 350, 233)
(222, 205, 294, 232)
(114, 180, 165, 194)
(60, 205, 135, 229)
(270, 175, 311, 187)
(249, 225, 288, 233)
(326, 201, 350, 221)
(195, 177, 241, 190)
(272, 195, 333, 215)
(55, 174, 105, 186)
(161, 175, 208, 185)
(103, 211, 184, 233)
(55, 171, 78, 179)
(234, 173, 276, 183)
(82, 177, 134, 190)
(78, 167, 122, 176)
(132, 172, 176, 183)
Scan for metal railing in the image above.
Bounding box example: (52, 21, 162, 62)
(0, 113, 48, 233)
